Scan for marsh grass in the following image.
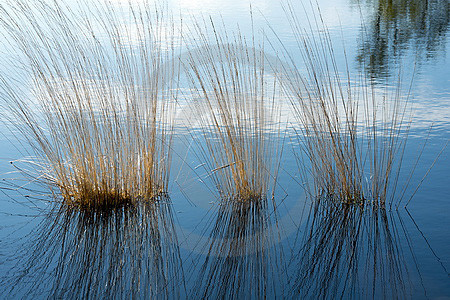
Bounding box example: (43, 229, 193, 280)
(181, 18, 283, 201)
(281, 3, 413, 207)
(0, 0, 178, 208)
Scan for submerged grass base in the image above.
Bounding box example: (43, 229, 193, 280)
(60, 186, 169, 210)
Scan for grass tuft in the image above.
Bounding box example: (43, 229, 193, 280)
(181, 18, 283, 201)
(0, 0, 178, 208)
(281, 2, 413, 207)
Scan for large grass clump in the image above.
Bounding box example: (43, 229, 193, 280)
(181, 19, 283, 201)
(0, 0, 178, 208)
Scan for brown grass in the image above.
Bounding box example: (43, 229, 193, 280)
(0, 0, 178, 208)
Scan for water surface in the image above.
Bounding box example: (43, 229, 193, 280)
(0, 0, 449, 298)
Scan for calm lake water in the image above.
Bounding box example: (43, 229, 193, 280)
(0, 0, 449, 298)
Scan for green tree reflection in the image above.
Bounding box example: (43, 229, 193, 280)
(357, 0, 449, 80)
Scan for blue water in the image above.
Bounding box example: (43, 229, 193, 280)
(1, 0, 449, 298)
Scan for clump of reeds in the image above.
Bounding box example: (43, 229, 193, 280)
(281, 3, 412, 207)
(0, 0, 178, 208)
(181, 18, 283, 201)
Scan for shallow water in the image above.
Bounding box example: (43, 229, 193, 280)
(0, 0, 449, 298)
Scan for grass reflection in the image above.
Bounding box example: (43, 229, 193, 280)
(192, 198, 285, 298)
(291, 196, 416, 298)
(2, 197, 185, 298)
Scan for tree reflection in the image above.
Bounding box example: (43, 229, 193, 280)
(357, 0, 449, 80)
(2, 198, 185, 298)
(290, 196, 418, 298)
(192, 198, 285, 299)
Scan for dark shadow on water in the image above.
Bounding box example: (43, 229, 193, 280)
(357, 0, 449, 80)
(191, 197, 286, 299)
(290, 196, 421, 299)
(1, 197, 185, 299)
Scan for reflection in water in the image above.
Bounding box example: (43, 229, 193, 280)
(192, 198, 285, 299)
(291, 197, 417, 299)
(2, 198, 184, 298)
(357, 0, 449, 79)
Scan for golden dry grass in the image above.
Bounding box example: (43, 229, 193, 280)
(0, 0, 178, 208)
